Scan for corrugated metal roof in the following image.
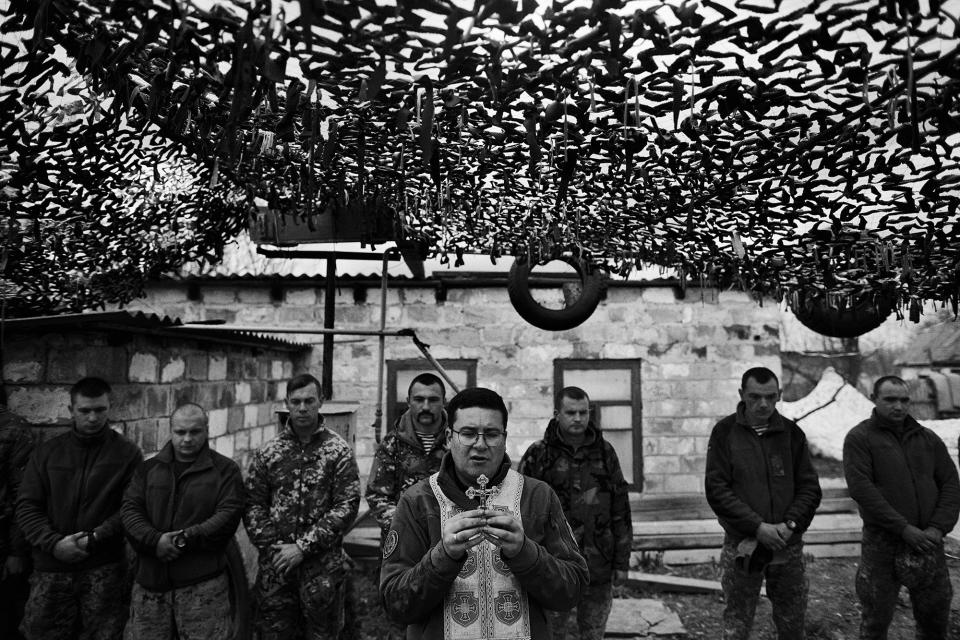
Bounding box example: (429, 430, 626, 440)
(174, 233, 676, 282)
(1, 310, 310, 351)
(896, 321, 960, 366)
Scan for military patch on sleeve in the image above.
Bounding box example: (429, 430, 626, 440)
(383, 530, 399, 559)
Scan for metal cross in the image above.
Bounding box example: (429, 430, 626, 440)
(465, 474, 499, 509)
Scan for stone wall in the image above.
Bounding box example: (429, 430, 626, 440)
(128, 279, 782, 496)
(3, 327, 306, 470)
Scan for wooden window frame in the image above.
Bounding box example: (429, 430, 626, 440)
(386, 358, 478, 425)
(554, 358, 643, 491)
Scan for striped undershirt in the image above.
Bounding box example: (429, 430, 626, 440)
(416, 431, 438, 451)
(750, 423, 770, 436)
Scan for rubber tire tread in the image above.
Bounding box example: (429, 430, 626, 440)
(507, 256, 604, 331)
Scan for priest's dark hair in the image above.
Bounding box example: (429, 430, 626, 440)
(446, 387, 508, 431)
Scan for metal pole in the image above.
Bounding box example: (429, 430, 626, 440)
(373, 248, 398, 443)
(322, 256, 336, 400)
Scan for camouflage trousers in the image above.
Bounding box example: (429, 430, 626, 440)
(546, 580, 613, 640)
(124, 572, 232, 640)
(720, 540, 807, 640)
(856, 527, 951, 640)
(20, 562, 127, 640)
(253, 554, 345, 640)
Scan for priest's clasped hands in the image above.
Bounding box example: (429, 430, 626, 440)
(442, 509, 524, 560)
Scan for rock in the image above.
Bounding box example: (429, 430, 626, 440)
(605, 598, 686, 637)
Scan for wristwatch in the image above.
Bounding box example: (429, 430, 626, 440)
(173, 531, 188, 549)
(785, 520, 798, 532)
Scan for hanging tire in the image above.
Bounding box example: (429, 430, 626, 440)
(507, 255, 605, 331)
(790, 290, 895, 338)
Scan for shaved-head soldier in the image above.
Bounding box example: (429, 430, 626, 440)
(122, 403, 245, 640)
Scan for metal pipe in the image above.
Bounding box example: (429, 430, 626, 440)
(322, 256, 336, 400)
(176, 325, 412, 336)
(409, 334, 461, 395)
(373, 248, 399, 443)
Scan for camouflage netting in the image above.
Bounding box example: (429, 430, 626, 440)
(1, 0, 959, 319)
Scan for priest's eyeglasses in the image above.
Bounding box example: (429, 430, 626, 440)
(451, 428, 505, 446)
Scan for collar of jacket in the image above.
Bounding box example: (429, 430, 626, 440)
(734, 402, 786, 433)
(436, 451, 512, 510)
(70, 424, 111, 446)
(543, 418, 599, 450)
(395, 408, 448, 450)
(279, 414, 326, 442)
(153, 440, 215, 471)
(868, 409, 921, 435)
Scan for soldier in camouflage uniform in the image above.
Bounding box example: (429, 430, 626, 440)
(244, 374, 360, 640)
(0, 402, 35, 640)
(365, 373, 448, 639)
(365, 372, 448, 541)
(17, 377, 142, 640)
(843, 376, 960, 640)
(705, 367, 821, 640)
(519, 387, 632, 640)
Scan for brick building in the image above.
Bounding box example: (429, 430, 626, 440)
(111, 240, 785, 498)
(2, 311, 311, 469)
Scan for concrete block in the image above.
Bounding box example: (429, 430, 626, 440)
(185, 355, 208, 381)
(662, 474, 703, 494)
(218, 383, 237, 408)
(660, 363, 691, 379)
(129, 353, 159, 383)
(209, 356, 228, 381)
(271, 360, 284, 380)
(237, 288, 273, 304)
(227, 406, 244, 433)
(257, 403, 275, 427)
(205, 308, 237, 324)
(277, 307, 318, 325)
(235, 306, 279, 325)
(657, 437, 698, 456)
(161, 357, 186, 383)
(49, 346, 128, 384)
(249, 382, 267, 404)
(644, 455, 681, 474)
(243, 359, 259, 380)
(257, 361, 271, 381)
(201, 287, 239, 305)
(284, 287, 317, 306)
(235, 382, 252, 404)
(153, 425, 170, 451)
(146, 387, 172, 417)
(4, 360, 44, 383)
(680, 454, 707, 474)
(244, 405, 260, 428)
(111, 385, 147, 421)
(209, 408, 229, 438)
(132, 418, 159, 453)
(249, 427, 264, 449)
(213, 435, 235, 459)
(275, 381, 287, 400)
(8, 386, 71, 423)
(262, 423, 277, 442)
(234, 428, 251, 452)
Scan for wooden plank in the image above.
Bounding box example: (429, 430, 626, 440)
(633, 528, 862, 551)
(623, 571, 722, 594)
(630, 487, 857, 521)
(634, 541, 861, 566)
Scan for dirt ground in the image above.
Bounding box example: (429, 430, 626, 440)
(349, 552, 960, 639)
